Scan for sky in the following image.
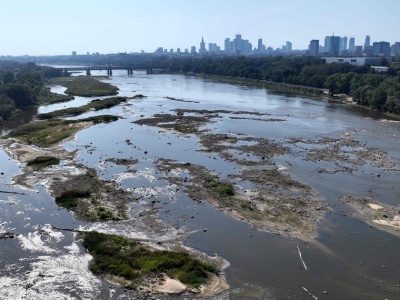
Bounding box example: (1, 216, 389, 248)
(1, 0, 399, 56)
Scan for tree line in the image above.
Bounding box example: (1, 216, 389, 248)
(0, 62, 62, 121)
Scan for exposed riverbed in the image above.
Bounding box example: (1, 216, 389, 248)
(1, 70, 400, 299)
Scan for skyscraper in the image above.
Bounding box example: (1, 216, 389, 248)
(224, 38, 231, 52)
(329, 35, 340, 56)
(341, 36, 348, 52)
(349, 37, 355, 53)
(234, 34, 242, 54)
(309, 40, 319, 56)
(324, 36, 331, 52)
(199, 36, 206, 54)
(258, 38, 263, 51)
(286, 41, 292, 53)
(364, 35, 371, 48)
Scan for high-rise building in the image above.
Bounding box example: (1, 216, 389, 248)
(234, 34, 242, 54)
(224, 38, 231, 52)
(394, 42, 400, 56)
(349, 37, 355, 53)
(309, 40, 319, 56)
(341, 36, 348, 52)
(199, 36, 206, 54)
(373, 41, 391, 57)
(364, 35, 371, 48)
(329, 35, 341, 56)
(324, 36, 331, 52)
(258, 38, 263, 51)
(191, 46, 196, 54)
(286, 41, 292, 53)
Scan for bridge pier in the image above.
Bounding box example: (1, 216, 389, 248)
(86, 68, 91, 76)
(107, 68, 113, 76)
(127, 68, 133, 75)
(146, 68, 153, 74)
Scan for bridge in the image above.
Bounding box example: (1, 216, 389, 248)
(57, 66, 168, 76)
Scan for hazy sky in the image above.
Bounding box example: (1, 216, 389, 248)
(1, 0, 399, 56)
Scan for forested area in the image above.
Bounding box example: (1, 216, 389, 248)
(0, 62, 62, 121)
(162, 56, 400, 115)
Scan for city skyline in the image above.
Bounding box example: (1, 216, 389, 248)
(1, 0, 400, 56)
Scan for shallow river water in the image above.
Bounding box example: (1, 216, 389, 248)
(1, 70, 400, 300)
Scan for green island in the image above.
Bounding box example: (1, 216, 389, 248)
(4, 115, 118, 147)
(37, 96, 127, 119)
(50, 76, 119, 97)
(37, 86, 74, 104)
(26, 155, 60, 170)
(82, 231, 219, 288)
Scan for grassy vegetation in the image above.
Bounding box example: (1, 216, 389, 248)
(83, 231, 219, 288)
(203, 176, 235, 197)
(37, 97, 127, 119)
(5, 115, 118, 147)
(26, 156, 60, 170)
(174, 124, 198, 134)
(50, 77, 119, 97)
(55, 190, 91, 209)
(37, 87, 74, 104)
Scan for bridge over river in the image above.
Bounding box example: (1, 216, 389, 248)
(57, 65, 167, 76)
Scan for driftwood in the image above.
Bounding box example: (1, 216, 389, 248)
(297, 245, 308, 270)
(302, 287, 318, 299)
(0, 190, 27, 195)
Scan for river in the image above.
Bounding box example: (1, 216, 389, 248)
(0, 69, 399, 299)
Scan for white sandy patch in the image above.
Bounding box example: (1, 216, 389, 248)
(156, 277, 186, 294)
(368, 203, 384, 210)
(373, 215, 400, 229)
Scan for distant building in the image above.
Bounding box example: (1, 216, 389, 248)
(199, 37, 206, 54)
(224, 38, 230, 52)
(324, 36, 331, 52)
(373, 41, 391, 56)
(364, 46, 373, 56)
(353, 46, 363, 56)
(233, 34, 242, 54)
(155, 47, 163, 54)
(286, 41, 292, 53)
(177, 48, 181, 54)
(393, 42, 400, 56)
(364, 35, 371, 48)
(72, 51, 77, 56)
(323, 56, 381, 66)
(341, 36, 348, 53)
(309, 40, 319, 56)
(329, 36, 340, 56)
(258, 38, 263, 51)
(190, 46, 196, 54)
(349, 37, 355, 53)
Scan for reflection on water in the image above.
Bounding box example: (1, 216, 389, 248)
(1, 70, 400, 299)
(0, 107, 38, 137)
